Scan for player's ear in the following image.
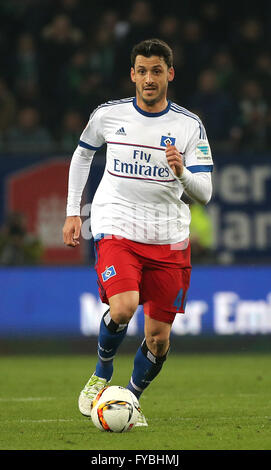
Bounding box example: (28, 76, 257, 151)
(168, 66, 175, 82)
(130, 67, 136, 83)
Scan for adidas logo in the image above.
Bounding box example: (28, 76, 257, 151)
(116, 127, 126, 135)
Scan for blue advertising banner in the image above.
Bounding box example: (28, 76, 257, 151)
(0, 152, 270, 264)
(208, 153, 271, 263)
(1, 266, 270, 337)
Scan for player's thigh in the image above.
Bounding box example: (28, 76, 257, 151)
(95, 236, 142, 308)
(142, 265, 191, 323)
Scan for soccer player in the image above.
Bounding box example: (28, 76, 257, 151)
(63, 38, 213, 427)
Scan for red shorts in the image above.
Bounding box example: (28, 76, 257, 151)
(94, 235, 192, 324)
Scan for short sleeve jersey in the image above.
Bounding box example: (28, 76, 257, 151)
(79, 97, 213, 244)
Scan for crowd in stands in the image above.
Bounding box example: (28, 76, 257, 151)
(0, 0, 271, 154)
(0, 212, 43, 265)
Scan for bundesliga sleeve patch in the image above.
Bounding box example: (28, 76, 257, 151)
(102, 265, 117, 282)
(195, 141, 212, 163)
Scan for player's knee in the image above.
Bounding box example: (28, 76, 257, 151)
(110, 307, 135, 325)
(109, 294, 138, 324)
(145, 331, 170, 357)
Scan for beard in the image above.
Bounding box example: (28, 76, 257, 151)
(142, 96, 158, 106)
(137, 85, 167, 107)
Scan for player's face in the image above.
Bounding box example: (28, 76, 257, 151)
(130, 55, 174, 111)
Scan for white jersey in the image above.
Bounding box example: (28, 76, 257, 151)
(72, 97, 213, 244)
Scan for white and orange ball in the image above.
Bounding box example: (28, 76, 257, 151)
(90, 385, 140, 432)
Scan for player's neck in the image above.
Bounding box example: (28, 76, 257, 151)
(135, 96, 169, 114)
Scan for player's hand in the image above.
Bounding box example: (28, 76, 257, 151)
(165, 143, 184, 177)
(62, 216, 82, 247)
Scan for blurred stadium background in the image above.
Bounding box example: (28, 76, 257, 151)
(0, 0, 271, 353)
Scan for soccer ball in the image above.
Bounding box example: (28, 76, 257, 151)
(90, 385, 140, 432)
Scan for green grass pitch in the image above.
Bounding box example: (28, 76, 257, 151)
(0, 353, 271, 450)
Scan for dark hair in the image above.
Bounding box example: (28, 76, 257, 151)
(130, 38, 173, 68)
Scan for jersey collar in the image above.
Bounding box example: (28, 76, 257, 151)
(132, 97, 171, 117)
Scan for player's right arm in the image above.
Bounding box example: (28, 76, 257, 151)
(63, 215, 82, 247)
(63, 106, 105, 248)
(63, 145, 95, 247)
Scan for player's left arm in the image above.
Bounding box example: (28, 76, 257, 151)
(177, 169, 212, 205)
(166, 119, 213, 205)
(165, 142, 212, 205)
